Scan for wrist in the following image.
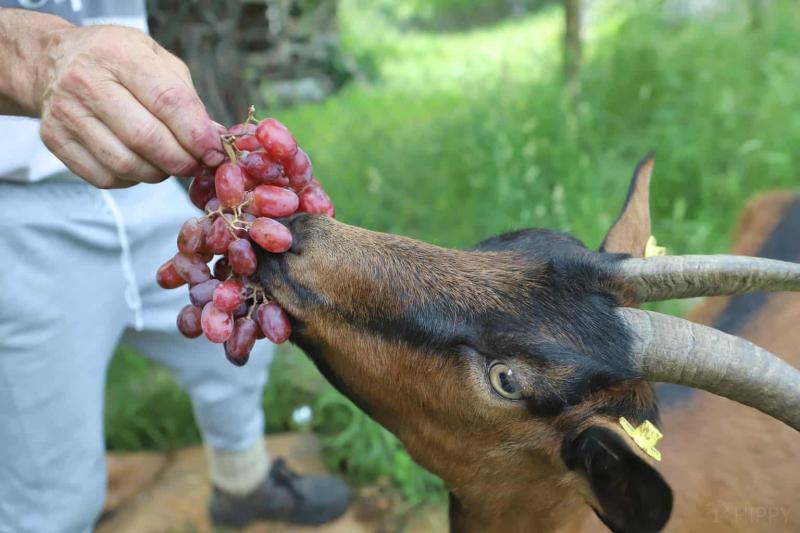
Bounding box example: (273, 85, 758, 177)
(0, 9, 72, 116)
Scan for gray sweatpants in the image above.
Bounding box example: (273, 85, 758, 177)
(0, 178, 274, 532)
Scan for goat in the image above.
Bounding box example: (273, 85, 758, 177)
(256, 156, 800, 532)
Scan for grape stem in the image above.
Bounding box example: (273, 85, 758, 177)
(220, 134, 238, 164)
(245, 285, 270, 320)
(244, 104, 262, 125)
(205, 208, 253, 239)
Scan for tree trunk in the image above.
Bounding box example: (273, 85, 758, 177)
(147, 0, 348, 124)
(563, 0, 582, 86)
(748, 0, 763, 30)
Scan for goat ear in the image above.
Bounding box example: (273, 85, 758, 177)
(600, 154, 655, 257)
(562, 425, 673, 533)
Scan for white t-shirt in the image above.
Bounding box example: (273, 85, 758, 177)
(0, 0, 148, 182)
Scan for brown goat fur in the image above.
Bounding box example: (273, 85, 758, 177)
(257, 164, 799, 532)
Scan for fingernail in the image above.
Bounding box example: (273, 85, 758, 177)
(203, 150, 226, 167)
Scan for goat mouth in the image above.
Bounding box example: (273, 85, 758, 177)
(255, 251, 291, 302)
(255, 251, 310, 318)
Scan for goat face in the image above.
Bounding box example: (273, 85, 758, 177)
(256, 156, 800, 532)
(257, 159, 675, 532)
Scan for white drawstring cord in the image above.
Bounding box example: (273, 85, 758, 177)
(99, 190, 144, 331)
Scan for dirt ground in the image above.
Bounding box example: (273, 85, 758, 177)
(98, 433, 447, 533)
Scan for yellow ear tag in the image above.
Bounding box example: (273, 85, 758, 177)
(644, 235, 667, 258)
(619, 417, 663, 462)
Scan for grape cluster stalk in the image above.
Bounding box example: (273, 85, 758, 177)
(156, 106, 334, 366)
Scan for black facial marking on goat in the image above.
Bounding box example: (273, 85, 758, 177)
(523, 342, 640, 415)
(258, 248, 326, 310)
(337, 227, 636, 360)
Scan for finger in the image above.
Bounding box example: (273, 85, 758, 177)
(161, 52, 229, 135)
(162, 50, 195, 88)
(40, 124, 133, 189)
(158, 52, 231, 136)
(113, 51, 225, 168)
(82, 81, 200, 177)
(45, 95, 166, 184)
(72, 115, 169, 184)
(212, 121, 227, 134)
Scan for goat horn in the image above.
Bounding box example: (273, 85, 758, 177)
(613, 255, 800, 303)
(617, 307, 800, 431)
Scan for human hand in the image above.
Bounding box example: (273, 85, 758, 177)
(32, 24, 225, 188)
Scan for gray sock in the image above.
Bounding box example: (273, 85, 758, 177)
(205, 439, 269, 496)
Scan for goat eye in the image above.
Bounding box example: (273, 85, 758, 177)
(488, 362, 523, 400)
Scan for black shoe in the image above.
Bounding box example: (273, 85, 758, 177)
(209, 458, 352, 528)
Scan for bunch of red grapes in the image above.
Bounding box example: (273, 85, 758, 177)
(156, 106, 334, 366)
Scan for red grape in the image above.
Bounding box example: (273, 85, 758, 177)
(198, 217, 213, 239)
(236, 137, 261, 152)
(227, 239, 258, 276)
(156, 259, 186, 289)
(230, 123, 261, 151)
(205, 197, 221, 212)
(228, 123, 248, 135)
(177, 305, 203, 338)
(241, 169, 260, 192)
(256, 302, 291, 343)
(177, 218, 205, 255)
(213, 279, 245, 312)
(252, 185, 299, 218)
(298, 185, 334, 217)
(189, 278, 221, 307)
(233, 302, 250, 318)
(215, 162, 245, 208)
(224, 317, 260, 365)
(172, 253, 211, 285)
(201, 302, 234, 343)
(250, 217, 293, 253)
(157, 108, 336, 365)
(239, 151, 286, 186)
(206, 216, 235, 254)
(189, 168, 216, 210)
(213, 257, 232, 280)
(283, 148, 312, 190)
(255, 118, 297, 161)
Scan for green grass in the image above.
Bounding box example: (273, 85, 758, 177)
(105, 0, 800, 506)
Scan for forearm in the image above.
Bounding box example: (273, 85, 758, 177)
(0, 8, 72, 116)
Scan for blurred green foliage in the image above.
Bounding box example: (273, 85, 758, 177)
(361, 0, 554, 30)
(106, 0, 800, 506)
